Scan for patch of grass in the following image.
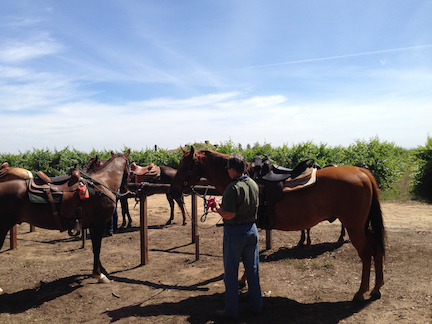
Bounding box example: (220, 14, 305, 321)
(280, 258, 294, 265)
(295, 260, 309, 270)
(23, 260, 36, 268)
(323, 261, 334, 269)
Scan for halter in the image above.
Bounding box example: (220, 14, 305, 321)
(172, 155, 204, 192)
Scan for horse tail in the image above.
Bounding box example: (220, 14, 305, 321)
(364, 169, 386, 258)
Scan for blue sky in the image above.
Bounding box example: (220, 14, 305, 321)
(1, 1, 431, 154)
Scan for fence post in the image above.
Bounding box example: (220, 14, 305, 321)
(140, 193, 149, 265)
(266, 229, 272, 250)
(10, 225, 17, 249)
(191, 193, 199, 260)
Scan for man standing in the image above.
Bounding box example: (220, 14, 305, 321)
(210, 153, 262, 318)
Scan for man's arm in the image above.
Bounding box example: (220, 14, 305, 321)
(214, 201, 236, 220)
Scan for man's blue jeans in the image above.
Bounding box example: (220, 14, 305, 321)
(223, 223, 262, 317)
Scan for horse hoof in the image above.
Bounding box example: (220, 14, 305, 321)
(127, 223, 132, 228)
(370, 290, 381, 300)
(352, 293, 365, 302)
(93, 273, 111, 284)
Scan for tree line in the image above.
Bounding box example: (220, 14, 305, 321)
(2, 136, 431, 202)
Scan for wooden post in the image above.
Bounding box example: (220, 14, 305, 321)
(10, 225, 17, 249)
(191, 193, 199, 260)
(191, 193, 198, 243)
(266, 229, 272, 250)
(30, 225, 35, 232)
(82, 229, 86, 249)
(140, 193, 149, 265)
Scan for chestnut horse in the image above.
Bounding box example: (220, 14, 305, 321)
(0, 150, 131, 294)
(83, 157, 187, 226)
(82, 155, 133, 229)
(169, 147, 385, 301)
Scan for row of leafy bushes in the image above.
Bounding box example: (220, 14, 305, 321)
(412, 136, 432, 202)
(1, 136, 431, 201)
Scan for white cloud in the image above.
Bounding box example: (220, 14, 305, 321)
(0, 33, 63, 63)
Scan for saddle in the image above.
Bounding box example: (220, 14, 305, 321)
(251, 157, 320, 229)
(27, 169, 84, 232)
(130, 161, 161, 182)
(0, 162, 10, 178)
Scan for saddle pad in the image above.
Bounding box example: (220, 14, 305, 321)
(282, 168, 317, 192)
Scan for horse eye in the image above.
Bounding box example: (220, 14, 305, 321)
(183, 181, 188, 186)
(189, 170, 193, 175)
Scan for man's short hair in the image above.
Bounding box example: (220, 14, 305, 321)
(227, 153, 247, 175)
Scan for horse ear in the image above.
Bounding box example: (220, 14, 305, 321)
(125, 149, 130, 158)
(111, 151, 115, 157)
(190, 146, 195, 156)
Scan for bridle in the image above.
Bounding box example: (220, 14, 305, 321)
(172, 155, 204, 193)
(80, 154, 132, 200)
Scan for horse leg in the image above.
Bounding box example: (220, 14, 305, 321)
(89, 224, 110, 283)
(338, 224, 346, 243)
(369, 231, 385, 299)
(165, 193, 175, 225)
(297, 229, 311, 247)
(346, 228, 373, 301)
(177, 196, 187, 226)
(119, 197, 132, 228)
(124, 199, 132, 228)
(119, 197, 127, 228)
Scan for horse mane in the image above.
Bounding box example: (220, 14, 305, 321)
(92, 153, 125, 172)
(199, 150, 229, 169)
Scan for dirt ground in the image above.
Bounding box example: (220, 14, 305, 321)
(1, 195, 431, 324)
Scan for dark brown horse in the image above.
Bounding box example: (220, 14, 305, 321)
(84, 157, 187, 226)
(0, 150, 130, 293)
(169, 147, 386, 301)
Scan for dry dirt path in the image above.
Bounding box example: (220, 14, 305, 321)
(0, 197, 431, 323)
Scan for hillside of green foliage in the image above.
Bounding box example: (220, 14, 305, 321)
(2, 136, 431, 202)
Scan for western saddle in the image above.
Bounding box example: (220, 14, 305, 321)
(0, 162, 10, 178)
(27, 169, 83, 232)
(250, 156, 320, 229)
(130, 161, 161, 183)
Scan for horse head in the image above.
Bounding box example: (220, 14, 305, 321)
(169, 146, 205, 199)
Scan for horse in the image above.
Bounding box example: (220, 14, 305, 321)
(0, 150, 131, 294)
(84, 157, 187, 226)
(169, 147, 386, 301)
(82, 155, 133, 229)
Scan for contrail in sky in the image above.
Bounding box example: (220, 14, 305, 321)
(237, 44, 432, 70)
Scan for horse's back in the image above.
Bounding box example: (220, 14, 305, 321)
(160, 166, 177, 182)
(273, 165, 375, 231)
